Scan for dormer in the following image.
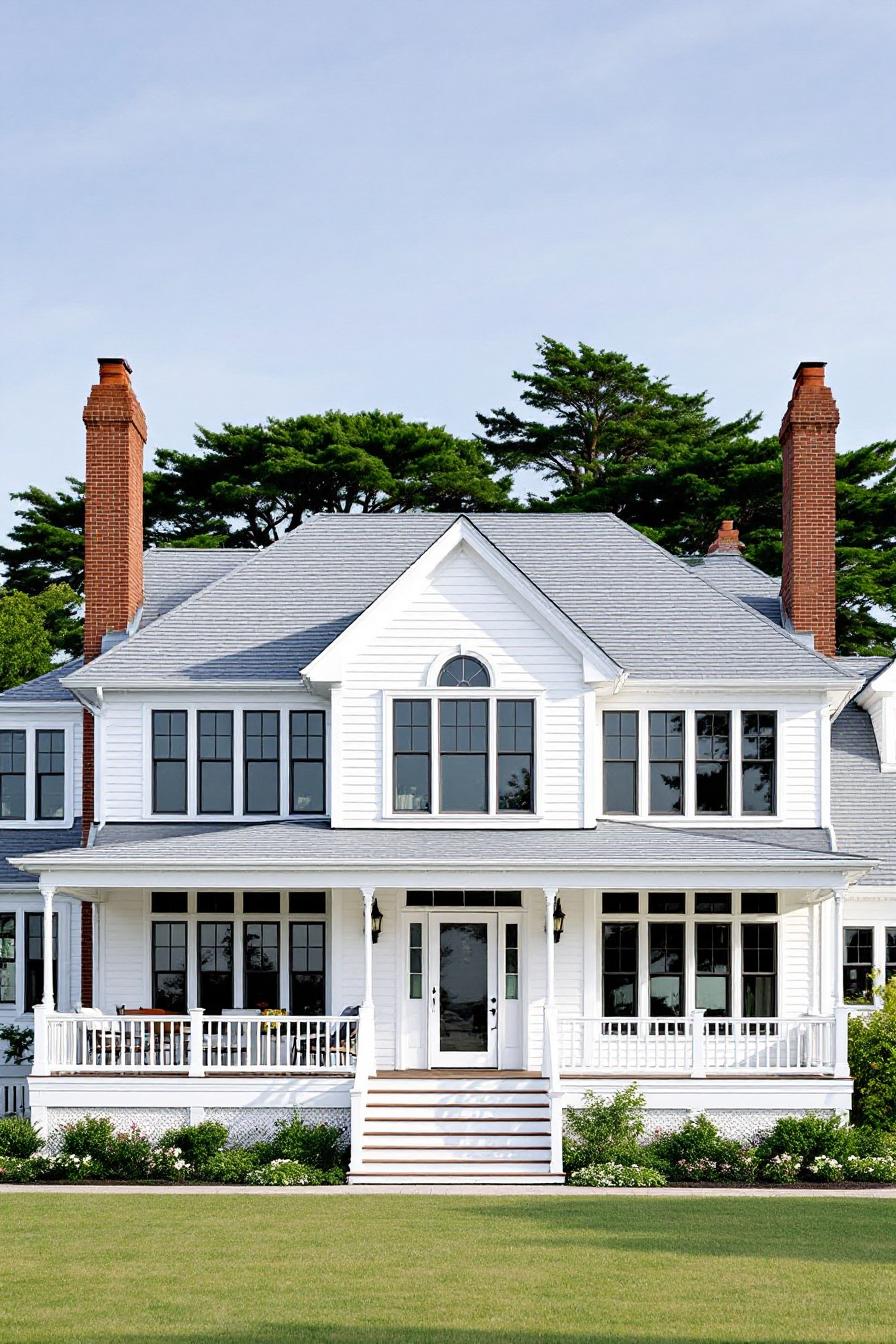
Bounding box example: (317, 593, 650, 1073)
(857, 659, 896, 771)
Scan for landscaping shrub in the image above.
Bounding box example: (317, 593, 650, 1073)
(270, 1116, 348, 1170)
(0, 1115, 42, 1158)
(563, 1085, 645, 1172)
(200, 1149, 258, 1184)
(567, 1161, 666, 1188)
(761, 1152, 802, 1184)
(754, 1113, 851, 1179)
(247, 1160, 345, 1187)
(0, 1156, 41, 1183)
(849, 981, 896, 1128)
(158, 1121, 228, 1170)
(842, 1154, 896, 1181)
(59, 1116, 118, 1166)
(846, 1126, 896, 1158)
(646, 1115, 754, 1183)
(59, 1117, 155, 1179)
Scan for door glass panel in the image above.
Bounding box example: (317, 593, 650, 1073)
(439, 922, 488, 1052)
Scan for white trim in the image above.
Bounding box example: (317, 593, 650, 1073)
(0, 719, 76, 829)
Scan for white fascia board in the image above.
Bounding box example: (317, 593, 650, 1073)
(300, 516, 623, 687)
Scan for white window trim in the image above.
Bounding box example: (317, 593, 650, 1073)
(0, 898, 73, 1017)
(382, 688, 544, 822)
(0, 722, 75, 829)
(141, 703, 330, 822)
(599, 706, 780, 824)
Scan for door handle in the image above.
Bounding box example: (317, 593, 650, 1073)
(489, 995, 497, 1028)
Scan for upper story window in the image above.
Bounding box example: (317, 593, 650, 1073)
(244, 711, 280, 814)
(198, 711, 233, 814)
(394, 700, 431, 813)
(438, 656, 490, 688)
(290, 711, 326, 814)
(0, 726, 70, 826)
(600, 709, 778, 819)
(152, 711, 188, 814)
(440, 699, 489, 812)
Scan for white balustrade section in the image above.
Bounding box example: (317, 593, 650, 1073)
(557, 1015, 837, 1076)
(46, 1013, 358, 1075)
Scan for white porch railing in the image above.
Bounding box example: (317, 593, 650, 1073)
(44, 1012, 358, 1076)
(557, 1012, 844, 1076)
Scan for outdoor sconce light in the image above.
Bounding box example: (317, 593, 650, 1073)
(370, 898, 384, 944)
(553, 897, 565, 943)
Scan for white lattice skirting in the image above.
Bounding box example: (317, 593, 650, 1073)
(45, 1105, 351, 1148)
(564, 1106, 836, 1145)
(46, 1107, 191, 1146)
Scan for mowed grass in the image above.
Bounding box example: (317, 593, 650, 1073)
(3, 1194, 895, 1344)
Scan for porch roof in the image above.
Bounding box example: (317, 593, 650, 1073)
(11, 819, 873, 889)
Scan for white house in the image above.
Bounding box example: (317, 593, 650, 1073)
(0, 357, 893, 1183)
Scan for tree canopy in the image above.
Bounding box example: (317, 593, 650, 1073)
(0, 584, 79, 692)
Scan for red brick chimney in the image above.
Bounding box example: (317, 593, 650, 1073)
(80, 359, 146, 1000)
(82, 358, 147, 661)
(707, 520, 744, 555)
(779, 361, 839, 656)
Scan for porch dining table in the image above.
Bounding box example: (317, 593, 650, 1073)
(85, 1011, 189, 1069)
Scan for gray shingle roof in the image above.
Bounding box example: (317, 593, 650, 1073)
(0, 823, 83, 884)
(0, 658, 83, 703)
(12, 818, 869, 874)
(832, 695, 896, 885)
(64, 514, 851, 687)
(141, 548, 252, 626)
(687, 553, 783, 625)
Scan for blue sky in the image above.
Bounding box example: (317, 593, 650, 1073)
(1, 0, 894, 544)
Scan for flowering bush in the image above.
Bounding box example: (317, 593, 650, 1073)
(671, 1152, 758, 1184)
(843, 1154, 896, 1182)
(760, 1152, 802, 1184)
(568, 1161, 666, 1188)
(808, 1155, 845, 1182)
(647, 1115, 754, 1183)
(148, 1146, 190, 1181)
(247, 1159, 345, 1187)
(0, 1156, 41, 1183)
(0, 1115, 42, 1158)
(754, 1114, 851, 1173)
(849, 978, 896, 1129)
(269, 1116, 348, 1170)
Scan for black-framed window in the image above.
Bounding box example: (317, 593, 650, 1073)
(649, 711, 684, 814)
(406, 891, 522, 908)
(24, 912, 58, 1013)
(197, 892, 234, 914)
(0, 730, 26, 820)
(244, 711, 280, 814)
(197, 921, 233, 1015)
(887, 928, 896, 988)
(742, 923, 777, 1017)
(290, 711, 325, 814)
(152, 921, 187, 1012)
(497, 700, 534, 812)
(603, 711, 638, 814)
(151, 892, 189, 914)
(152, 711, 187, 814)
(695, 894, 732, 914)
(289, 921, 325, 1014)
(35, 730, 65, 820)
(0, 915, 14, 1004)
(696, 711, 730, 814)
(742, 712, 777, 815)
(438, 656, 490, 688)
(439, 699, 488, 812)
(603, 923, 638, 1017)
(695, 923, 730, 1017)
(409, 922, 423, 1000)
(648, 892, 686, 915)
(649, 923, 684, 1017)
(244, 892, 281, 915)
(504, 923, 519, 1000)
(289, 892, 326, 915)
(603, 892, 639, 915)
(393, 700, 431, 813)
(198, 711, 233, 814)
(843, 927, 874, 1004)
(741, 892, 777, 915)
(244, 922, 280, 1010)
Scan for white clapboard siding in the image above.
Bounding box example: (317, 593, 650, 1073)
(780, 703, 822, 826)
(339, 548, 585, 826)
(101, 697, 145, 820)
(97, 890, 148, 1009)
(779, 895, 812, 1019)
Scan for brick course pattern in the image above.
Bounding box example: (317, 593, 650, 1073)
(779, 362, 839, 656)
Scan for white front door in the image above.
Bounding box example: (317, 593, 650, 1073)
(428, 914, 498, 1068)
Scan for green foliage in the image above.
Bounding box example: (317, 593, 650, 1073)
(59, 1116, 153, 1178)
(59, 1115, 117, 1163)
(755, 1114, 851, 1178)
(0, 1025, 34, 1066)
(563, 1084, 645, 1171)
(0, 1155, 41, 1182)
(270, 1115, 348, 1170)
(0, 584, 79, 690)
(567, 1161, 666, 1187)
(246, 1160, 344, 1186)
(849, 980, 896, 1128)
(158, 1121, 228, 1169)
(646, 1114, 753, 1183)
(199, 1149, 258, 1184)
(761, 1152, 803, 1184)
(845, 1125, 896, 1158)
(0, 1115, 42, 1157)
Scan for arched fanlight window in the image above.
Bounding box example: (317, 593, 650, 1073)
(437, 655, 491, 688)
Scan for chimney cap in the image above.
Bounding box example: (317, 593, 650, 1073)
(97, 357, 133, 385)
(707, 519, 745, 555)
(792, 360, 826, 383)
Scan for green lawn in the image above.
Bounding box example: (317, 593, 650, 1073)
(3, 1194, 894, 1344)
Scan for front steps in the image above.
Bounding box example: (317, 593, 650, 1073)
(349, 1073, 563, 1184)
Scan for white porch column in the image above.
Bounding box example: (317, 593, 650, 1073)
(40, 884, 55, 1011)
(361, 886, 375, 1010)
(544, 886, 557, 1010)
(830, 888, 845, 1010)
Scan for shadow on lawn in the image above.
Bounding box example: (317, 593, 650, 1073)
(463, 1196, 896, 1265)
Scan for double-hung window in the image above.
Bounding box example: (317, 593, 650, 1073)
(649, 923, 684, 1017)
(244, 711, 280, 814)
(244, 922, 280, 1009)
(0, 915, 14, 1004)
(439, 700, 488, 812)
(289, 922, 325, 1014)
(35, 731, 65, 820)
(24, 911, 57, 1013)
(602, 922, 638, 1017)
(695, 923, 730, 1016)
(393, 701, 431, 812)
(843, 927, 874, 1004)
(152, 711, 188, 814)
(741, 712, 777, 814)
(695, 712, 730, 814)
(290, 711, 325, 814)
(649, 712, 684, 814)
(742, 923, 777, 1017)
(198, 711, 233, 814)
(602, 712, 638, 814)
(197, 921, 234, 1015)
(151, 922, 187, 1012)
(497, 700, 533, 812)
(0, 731, 26, 820)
